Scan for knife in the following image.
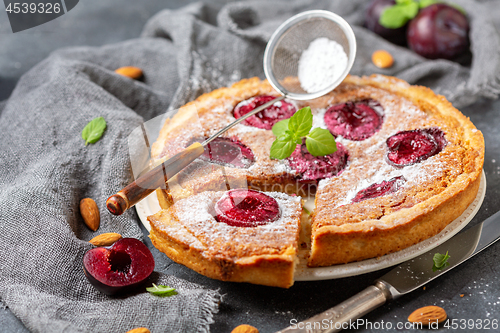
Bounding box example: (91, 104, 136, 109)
(277, 209, 500, 333)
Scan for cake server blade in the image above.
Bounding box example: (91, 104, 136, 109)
(277, 209, 500, 333)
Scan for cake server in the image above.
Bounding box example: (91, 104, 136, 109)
(106, 10, 356, 215)
(276, 208, 500, 333)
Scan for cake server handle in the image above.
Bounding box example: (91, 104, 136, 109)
(106, 142, 205, 215)
(276, 281, 392, 333)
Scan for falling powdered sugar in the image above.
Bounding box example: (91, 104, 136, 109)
(298, 37, 348, 93)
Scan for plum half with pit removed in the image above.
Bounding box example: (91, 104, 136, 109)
(83, 238, 155, 295)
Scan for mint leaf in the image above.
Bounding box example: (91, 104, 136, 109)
(305, 128, 337, 157)
(270, 138, 297, 160)
(379, 2, 419, 29)
(419, 0, 438, 8)
(403, 2, 419, 17)
(272, 119, 290, 137)
(288, 107, 313, 138)
(278, 130, 294, 142)
(146, 283, 177, 297)
(269, 105, 336, 160)
(81, 117, 107, 145)
(432, 251, 451, 272)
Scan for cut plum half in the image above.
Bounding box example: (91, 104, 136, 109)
(352, 176, 406, 203)
(324, 99, 384, 141)
(287, 142, 348, 182)
(215, 189, 281, 227)
(233, 95, 297, 130)
(83, 238, 155, 295)
(386, 128, 446, 167)
(197, 137, 255, 168)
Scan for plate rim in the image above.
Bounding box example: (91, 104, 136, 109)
(136, 171, 486, 281)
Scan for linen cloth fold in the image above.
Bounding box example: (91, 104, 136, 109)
(1, 1, 499, 332)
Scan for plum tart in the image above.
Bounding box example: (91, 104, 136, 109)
(148, 75, 484, 286)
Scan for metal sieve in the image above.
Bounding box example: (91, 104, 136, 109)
(205, 10, 356, 144)
(264, 10, 356, 101)
(106, 10, 357, 215)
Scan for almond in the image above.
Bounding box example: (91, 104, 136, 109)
(80, 198, 100, 231)
(89, 233, 122, 246)
(408, 305, 447, 325)
(126, 328, 150, 333)
(372, 50, 394, 69)
(231, 324, 259, 333)
(115, 66, 143, 80)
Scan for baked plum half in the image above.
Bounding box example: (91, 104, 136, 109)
(324, 99, 384, 141)
(352, 176, 406, 203)
(287, 142, 348, 182)
(233, 95, 296, 130)
(198, 137, 255, 168)
(386, 128, 446, 167)
(215, 189, 281, 227)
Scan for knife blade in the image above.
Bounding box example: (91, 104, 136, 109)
(277, 209, 500, 333)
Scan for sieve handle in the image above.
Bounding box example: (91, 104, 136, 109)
(203, 95, 285, 145)
(106, 142, 205, 215)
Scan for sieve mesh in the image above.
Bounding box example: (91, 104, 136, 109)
(264, 10, 356, 101)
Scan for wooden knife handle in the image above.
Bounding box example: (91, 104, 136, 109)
(106, 142, 205, 215)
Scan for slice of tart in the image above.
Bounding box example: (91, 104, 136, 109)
(148, 189, 302, 288)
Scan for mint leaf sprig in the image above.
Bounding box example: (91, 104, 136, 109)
(379, 0, 465, 29)
(146, 283, 178, 297)
(432, 251, 451, 272)
(270, 106, 336, 160)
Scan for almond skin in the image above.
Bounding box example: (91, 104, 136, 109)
(115, 66, 143, 80)
(231, 324, 259, 333)
(89, 233, 122, 246)
(126, 328, 150, 333)
(408, 305, 447, 325)
(80, 198, 100, 231)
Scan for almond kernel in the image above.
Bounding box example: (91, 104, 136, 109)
(126, 328, 150, 333)
(231, 324, 259, 333)
(89, 233, 122, 246)
(372, 50, 394, 69)
(408, 305, 447, 325)
(80, 198, 100, 231)
(115, 66, 143, 80)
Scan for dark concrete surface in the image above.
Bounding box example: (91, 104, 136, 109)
(1, 1, 500, 333)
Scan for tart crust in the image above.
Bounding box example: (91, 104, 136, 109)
(148, 74, 484, 283)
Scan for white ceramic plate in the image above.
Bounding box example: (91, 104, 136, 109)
(136, 171, 486, 281)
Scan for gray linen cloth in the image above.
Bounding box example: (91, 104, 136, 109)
(0, 1, 499, 332)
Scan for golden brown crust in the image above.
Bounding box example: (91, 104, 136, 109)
(148, 74, 484, 283)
